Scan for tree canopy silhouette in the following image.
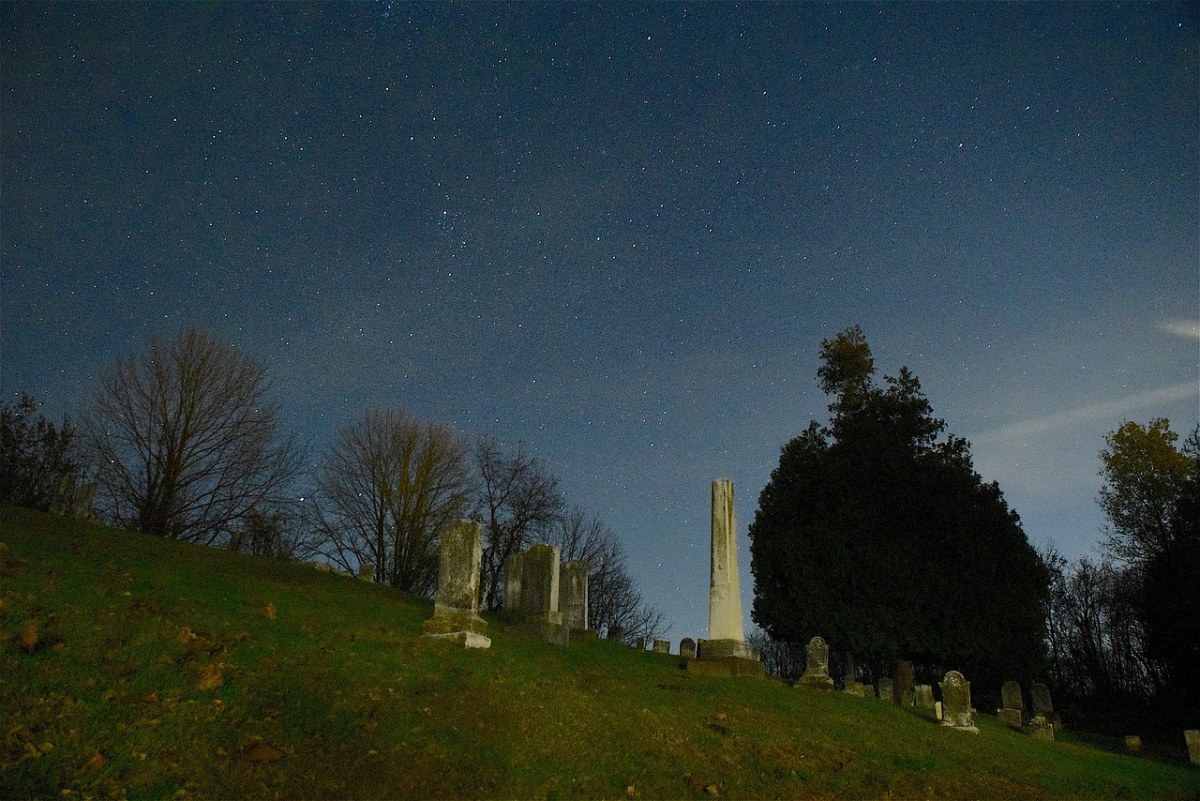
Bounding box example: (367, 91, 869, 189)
(85, 328, 300, 544)
(749, 326, 1048, 687)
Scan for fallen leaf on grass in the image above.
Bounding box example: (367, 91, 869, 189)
(19, 619, 38, 653)
(196, 663, 224, 691)
(84, 752, 106, 770)
(243, 739, 282, 764)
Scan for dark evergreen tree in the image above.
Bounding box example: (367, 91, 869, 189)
(1139, 430, 1200, 710)
(750, 327, 1048, 688)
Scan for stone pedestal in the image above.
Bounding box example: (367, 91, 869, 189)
(997, 708, 1023, 728)
(422, 521, 490, 649)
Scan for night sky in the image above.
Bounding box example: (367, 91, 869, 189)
(3, 2, 1197, 643)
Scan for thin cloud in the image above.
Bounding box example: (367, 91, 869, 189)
(971, 382, 1198, 445)
(1159, 319, 1200, 340)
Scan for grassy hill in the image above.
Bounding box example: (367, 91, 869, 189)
(2, 506, 1197, 800)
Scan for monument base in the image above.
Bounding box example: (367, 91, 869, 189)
(997, 708, 1024, 728)
(423, 609, 491, 649)
(422, 630, 492, 649)
(517, 615, 569, 647)
(797, 671, 835, 690)
(686, 655, 764, 678)
(697, 638, 760, 661)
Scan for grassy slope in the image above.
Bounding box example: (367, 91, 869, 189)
(1, 507, 1197, 800)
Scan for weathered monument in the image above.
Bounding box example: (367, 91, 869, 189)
(518, 543, 569, 645)
(1027, 681, 1058, 739)
(1185, 730, 1199, 765)
(679, 637, 697, 659)
(938, 671, 978, 733)
(559, 560, 589, 631)
(422, 520, 491, 649)
(997, 680, 1024, 728)
(696, 479, 760, 662)
(797, 636, 835, 689)
(894, 660, 915, 707)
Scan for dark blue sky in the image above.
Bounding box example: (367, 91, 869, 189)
(3, 2, 1197, 642)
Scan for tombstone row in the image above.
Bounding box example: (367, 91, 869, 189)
(421, 522, 590, 649)
(791, 635, 981, 732)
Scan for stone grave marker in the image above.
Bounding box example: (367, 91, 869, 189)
(504, 552, 523, 611)
(798, 636, 835, 689)
(422, 520, 491, 649)
(1030, 682, 1054, 719)
(894, 660, 915, 706)
(680, 637, 697, 659)
(652, 639, 671, 654)
(877, 678, 894, 702)
(1028, 681, 1058, 736)
(560, 559, 589, 631)
(998, 680, 1024, 728)
(1029, 717, 1055, 741)
(938, 671, 978, 732)
(1184, 730, 1199, 765)
(914, 684, 934, 709)
(518, 543, 568, 645)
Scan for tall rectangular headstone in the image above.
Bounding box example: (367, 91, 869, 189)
(998, 680, 1025, 727)
(515, 543, 568, 645)
(696, 478, 760, 665)
(504, 552, 524, 612)
(520, 543, 562, 624)
(894, 660, 915, 707)
(938, 671, 978, 733)
(560, 560, 589, 631)
(422, 521, 490, 648)
(1184, 730, 1199, 766)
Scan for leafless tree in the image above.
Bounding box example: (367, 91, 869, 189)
(476, 437, 563, 609)
(545, 505, 668, 642)
(312, 408, 475, 594)
(85, 328, 301, 545)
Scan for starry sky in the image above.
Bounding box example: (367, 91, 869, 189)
(3, 2, 1197, 643)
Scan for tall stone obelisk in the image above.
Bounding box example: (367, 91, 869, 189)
(709, 478, 744, 641)
(698, 478, 759, 666)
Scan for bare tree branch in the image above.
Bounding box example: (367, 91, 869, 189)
(85, 328, 301, 545)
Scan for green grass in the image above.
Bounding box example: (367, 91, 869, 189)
(2, 506, 1197, 800)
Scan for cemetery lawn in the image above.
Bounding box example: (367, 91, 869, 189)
(2, 507, 1197, 800)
